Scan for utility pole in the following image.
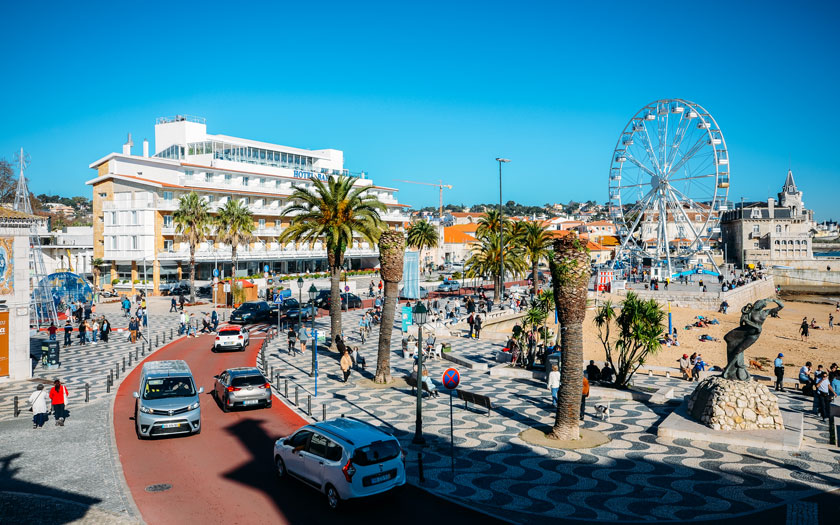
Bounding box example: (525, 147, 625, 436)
(495, 158, 510, 299)
(396, 179, 453, 266)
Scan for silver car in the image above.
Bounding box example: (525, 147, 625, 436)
(213, 367, 272, 412)
(133, 360, 203, 439)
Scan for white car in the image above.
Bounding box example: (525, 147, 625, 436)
(212, 325, 250, 352)
(274, 418, 406, 509)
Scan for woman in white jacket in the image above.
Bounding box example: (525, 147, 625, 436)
(547, 365, 561, 407)
(28, 384, 48, 429)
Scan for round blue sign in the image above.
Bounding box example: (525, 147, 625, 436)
(264, 264, 270, 272)
(213, 268, 219, 277)
(442, 368, 460, 390)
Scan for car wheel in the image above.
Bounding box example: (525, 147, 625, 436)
(325, 484, 340, 510)
(222, 395, 230, 413)
(275, 456, 287, 479)
(134, 404, 144, 440)
(211, 346, 217, 353)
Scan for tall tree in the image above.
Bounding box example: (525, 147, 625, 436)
(174, 191, 211, 303)
(91, 258, 104, 288)
(517, 221, 553, 298)
(465, 230, 525, 299)
(216, 198, 256, 276)
(548, 232, 590, 441)
(374, 230, 405, 384)
(406, 219, 438, 273)
(279, 176, 384, 347)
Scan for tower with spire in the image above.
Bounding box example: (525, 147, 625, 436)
(778, 169, 804, 217)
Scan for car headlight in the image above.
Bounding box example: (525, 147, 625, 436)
(187, 401, 199, 410)
(243, 313, 251, 318)
(139, 405, 152, 414)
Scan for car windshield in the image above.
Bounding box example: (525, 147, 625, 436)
(218, 329, 240, 336)
(231, 375, 265, 387)
(143, 376, 196, 399)
(283, 299, 299, 308)
(238, 303, 258, 311)
(352, 439, 401, 466)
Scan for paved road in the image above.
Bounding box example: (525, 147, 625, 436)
(113, 328, 501, 524)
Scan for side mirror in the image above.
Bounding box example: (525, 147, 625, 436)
(198, 387, 205, 394)
(132, 392, 139, 399)
(213, 375, 219, 379)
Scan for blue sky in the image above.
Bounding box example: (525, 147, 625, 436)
(1, 1, 838, 219)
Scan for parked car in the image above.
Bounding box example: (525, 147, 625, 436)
(312, 289, 331, 309)
(273, 417, 406, 509)
(284, 301, 316, 322)
(165, 282, 192, 297)
(230, 301, 271, 324)
(213, 325, 250, 352)
(212, 367, 271, 412)
(132, 360, 203, 439)
(317, 291, 363, 311)
(437, 279, 461, 293)
(399, 286, 429, 299)
(197, 284, 213, 298)
(269, 298, 300, 317)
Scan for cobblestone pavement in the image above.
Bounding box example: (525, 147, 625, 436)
(261, 309, 840, 523)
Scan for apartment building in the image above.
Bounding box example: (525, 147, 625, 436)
(87, 116, 408, 293)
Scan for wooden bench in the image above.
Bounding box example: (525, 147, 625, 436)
(404, 374, 435, 397)
(456, 389, 492, 415)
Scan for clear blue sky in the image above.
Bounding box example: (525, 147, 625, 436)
(1, 1, 838, 219)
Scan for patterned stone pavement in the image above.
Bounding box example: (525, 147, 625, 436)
(261, 308, 840, 523)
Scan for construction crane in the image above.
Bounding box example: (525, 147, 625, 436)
(396, 179, 453, 267)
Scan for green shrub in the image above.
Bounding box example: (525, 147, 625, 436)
(111, 278, 120, 286)
(452, 271, 462, 279)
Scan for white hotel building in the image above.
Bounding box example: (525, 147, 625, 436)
(87, 116, 408, 293)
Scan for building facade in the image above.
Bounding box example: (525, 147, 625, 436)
(720, 170, 816, 267)
(39, 226, 94, 278)
(87, 116, 408, 294)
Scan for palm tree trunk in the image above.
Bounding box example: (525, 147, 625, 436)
(329, 259, 342, 351)
(494, 274, 501, 300)
(550, 322, 584, 440)
(375, 280, 398, 383)
(189, 245, 196, 304)
(532, 260, 539, 298)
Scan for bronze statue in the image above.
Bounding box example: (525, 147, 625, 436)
(721, 298, 783, 381)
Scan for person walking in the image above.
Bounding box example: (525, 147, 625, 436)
(774, 353, 785, 391)
(49, 379, 69, 426)
(211, 310, 218, 331)
(63, 319, 73, 347)
(170, 297, 177, 312)
(829, 313, 834, 331)
(100, 317, 110, 343)
(287, 327, 297, 356)
(800, 317, 809, 341)
(28, 384, 49, 429)
(129, 316, 138, 343)
(91, 319, 99, 344)
(299, 328, 308, 355)
(48, 322, 57, 341)
(581, 376, 590, 421)
(474, 315, 482, 339)
(340, 349, 353, 382)
(78, 319, 87, 346)
(547, 364, 561, 407)
(814, 372, 836, 421)
(467, 313, 475, 338)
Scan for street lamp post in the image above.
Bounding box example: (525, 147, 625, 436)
(297, 277, 304, 333)
(308, 284, 318, 381)
(495, 158, 510, 301)
(412, 301, 428, 445)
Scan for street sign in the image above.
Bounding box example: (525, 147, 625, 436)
(344, 285, 349, 292)
(442, 368, 460, 390)
(264, 264, 270, 272)
(274, 294, 284, 305)
(223, 283, 231, 293)
(264, 272, 269, 279)
(213, 268, 219, 277)
(213, 276, 219, 285)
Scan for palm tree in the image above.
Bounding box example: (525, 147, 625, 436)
(279, 176, 385, 347)
(548, 232, 590, 441)
(518, 221, 553, 298)
(174, 191, 212, 303)
(475, 209, 515, 294)
(406, 219, 438, 273)
(465, 230, 526, 299)
(374, 230, 405, 384)
(216, 198, 256, 277)
(91, 258, 104, 289)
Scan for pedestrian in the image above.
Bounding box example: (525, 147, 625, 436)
(340, 349, 353, 382)
(288, 327, 297, 356)
(62, 319, 72, 346)
(814, 372, 836, 421)
(179, 294, 186, 311)
(581, 375, 590, 421)
(129, 316, 139, 343)
(474, 315, 482, 339)
(142, 308, 148, 329)
(299, 328, 308, 355)
(774, 353, 785, 391)
(547, 364, 560, 407)
(829, 313, 834, 331)
(100, 317, 110, 343)
(48, 322, 57, 341)
(49, 379, 69, 426)
(91, 319, 99, 344)
(28, 384, 48, 429)
(467, 313, 475, 338)
(78, 319, 87, 346)
(170, 297, 177, 312)
(211, 310, 219, 331)
(800, 317, 809, 341)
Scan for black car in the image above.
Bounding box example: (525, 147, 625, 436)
(196, 284, 213, 298)
(230, 301, 271, 324)
(269, 298, 300, 318)
(319, 292, 362, 311)
(312, 289, 331, 309)
(284, 301, 316, 322)
(165, 282, 192, 297)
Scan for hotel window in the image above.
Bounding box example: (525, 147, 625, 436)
(259, 219, 266, 229)
(131, 211, 138, 225)
(242, 176, 249, 187)
(752, 225, 760, 235)
(224, 173, 232, 184)
(206, 195, 214, 204)
(241, 197, 250, 205)
(163, 215, 173, 228)
(259, 178, 266, 187)
(107, 236, 116, 249)
(164, 239, 174, 252)
(185, 170, 194, 179)
(776, 225, 782, 233)
(282, 153, 287, 163)
(205, 172, 213, 183)
(163, 191, 174, 201)
(131, 236, 138, 250)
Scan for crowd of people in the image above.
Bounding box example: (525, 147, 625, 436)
(796, 361, 839, 421)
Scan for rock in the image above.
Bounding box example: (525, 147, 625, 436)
(686, 376, 784, 431)
(743, 408, 757, 422)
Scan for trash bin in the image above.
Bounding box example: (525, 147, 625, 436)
(545, 351, 561, 374)
(42, 340, 60, 369)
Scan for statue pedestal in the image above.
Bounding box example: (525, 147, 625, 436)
(686, 376, 784, 431)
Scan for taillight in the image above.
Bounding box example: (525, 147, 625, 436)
(260, 383, 270, 389)
(226, 386, 241, 392)
(342, 459, 356, 482)
(215, 336, 220, 341)
(238, 335, 243, 339)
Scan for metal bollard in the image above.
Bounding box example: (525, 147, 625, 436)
(271, 366, 275, 382)
(648, 369, 653, 377)
(170, 328, 173, 339)
(85, 383, 90, 403)
(295, 385, 299, 406)
(109, 369, 113, 384)
(106, 375, 111, 394)
(322, 404, 327, 421)
(307, 395, 311, 416)
(116, 362, 120, 379)
(122, 357, 126, 373)
(128, 352, 132, 367)
(141, 344, 145, 357)
(418, 452, 425, 483)
(156, 334, 159, 347)
(284, 379, 288, 398)
(13, 396, 19, 417)
(135, 347, 139, 361)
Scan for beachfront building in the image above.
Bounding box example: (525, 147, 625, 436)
(39, 226, 94, 279)
(87, 116, 408, 294)
(720, 170, 816, 267)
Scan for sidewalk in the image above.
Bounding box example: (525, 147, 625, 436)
(261, 308, 840, 523)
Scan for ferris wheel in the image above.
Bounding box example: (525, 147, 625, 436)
(608, 99, 730, 276)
